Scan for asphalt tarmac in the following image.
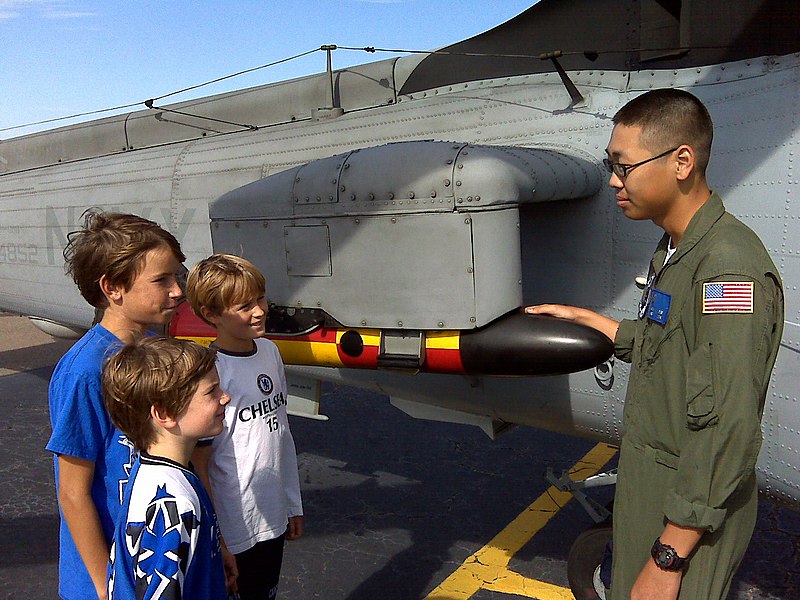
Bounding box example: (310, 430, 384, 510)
(1, 312, 798, 599)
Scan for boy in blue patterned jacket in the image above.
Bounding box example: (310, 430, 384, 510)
(102, 336, 233, 599)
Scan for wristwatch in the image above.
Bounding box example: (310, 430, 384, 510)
(650, 537, 688, 572)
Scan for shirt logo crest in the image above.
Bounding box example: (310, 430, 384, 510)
(257, 373, 274, 395)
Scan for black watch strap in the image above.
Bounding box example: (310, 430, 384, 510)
(651, 537, 688, 572)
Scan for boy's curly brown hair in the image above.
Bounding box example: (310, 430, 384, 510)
(102, 336, 216, 451)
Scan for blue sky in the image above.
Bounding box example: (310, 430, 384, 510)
(1, 0, 537, 138)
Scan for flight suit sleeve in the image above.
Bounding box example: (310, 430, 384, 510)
(664, 272, 781, 531)
(613, 318, 637, 363)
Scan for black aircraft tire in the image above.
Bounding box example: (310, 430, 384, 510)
(567, 522, 613, 600)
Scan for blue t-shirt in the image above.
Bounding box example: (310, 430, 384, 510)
(108, 453, 227, 600)
(47, 324, 135, 600)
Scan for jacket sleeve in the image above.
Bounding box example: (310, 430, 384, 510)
(613, 318, 637, 363)
(664, 272, 782, 531)
(130, 490, 201, 599)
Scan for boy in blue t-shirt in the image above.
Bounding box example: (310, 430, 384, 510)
(46, 212, 185, 599)
(102, 336, 231, 599)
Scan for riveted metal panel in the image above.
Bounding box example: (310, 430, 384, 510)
(454, 145, 601, 208)
(471, 208, 523, 325)
(284, 225, 332, 277)
(211, 166, 300, 221)
(211, 208, 524, 330)
(212, 141, 603, 224)
(292, 151, 351, 207)
(339, 141, 461, 203)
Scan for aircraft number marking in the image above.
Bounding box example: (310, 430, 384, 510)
(0, 243, 39, 265)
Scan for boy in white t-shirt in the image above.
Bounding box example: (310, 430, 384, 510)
(186, 254, 303, 600)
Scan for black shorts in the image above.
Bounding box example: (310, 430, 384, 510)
(234, 533, 286, 600)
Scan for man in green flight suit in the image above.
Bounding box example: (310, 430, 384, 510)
(527, 89, 784, 599)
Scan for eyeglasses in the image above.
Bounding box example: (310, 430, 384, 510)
(602, 147, 679, 179)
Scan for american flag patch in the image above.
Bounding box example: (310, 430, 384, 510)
(702, 282, 754, 313)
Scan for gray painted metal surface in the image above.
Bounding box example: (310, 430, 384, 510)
(0, 15, 797, 508)
(209, 142, 600, 329)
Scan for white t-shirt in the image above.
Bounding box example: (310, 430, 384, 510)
(664, 237, 677, 265)
(205, 338, 303, 554)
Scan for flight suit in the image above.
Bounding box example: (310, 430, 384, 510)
(609, 193, 784, 599)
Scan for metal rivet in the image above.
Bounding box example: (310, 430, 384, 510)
(409, 191, 415, 199)
(444, 179, 451, 187)
(438, 322, 444, 328)
(388, 192, 394, 199)
(431, 191, 436, 198)
(397, 321, 403, 327)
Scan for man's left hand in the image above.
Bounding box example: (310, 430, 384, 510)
(631, 559, 682, 600)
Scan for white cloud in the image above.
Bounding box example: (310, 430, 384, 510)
(0, 1, 95, 20)
(44, 11, 96, 19)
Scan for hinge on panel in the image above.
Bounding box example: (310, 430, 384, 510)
(378, 330, 425, 370)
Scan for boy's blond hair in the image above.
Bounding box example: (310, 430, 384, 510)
(102, 336, 217, 451)
(64, 211, 185, 308)
(186, 254, 266, 326)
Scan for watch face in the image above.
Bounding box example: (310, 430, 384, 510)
(655, 548, 674, 567)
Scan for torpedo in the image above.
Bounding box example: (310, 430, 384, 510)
(171, 304, 612, 377)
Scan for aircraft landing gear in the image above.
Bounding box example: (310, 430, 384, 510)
(545, 467, 617, 599)
(567, 521, 612, 600)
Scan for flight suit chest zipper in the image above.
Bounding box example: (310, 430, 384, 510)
(639, 261, 684, 366)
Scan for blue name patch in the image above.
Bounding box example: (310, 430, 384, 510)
(647, 289, 671, 325)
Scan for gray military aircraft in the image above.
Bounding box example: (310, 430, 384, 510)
(1, 0, 798, 596)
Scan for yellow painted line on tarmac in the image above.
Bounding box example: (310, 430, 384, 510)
(424, 442, 618, 600)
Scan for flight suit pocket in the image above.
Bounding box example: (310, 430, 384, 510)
(686, 342, 719, 431)
(642, 321, 680, 364)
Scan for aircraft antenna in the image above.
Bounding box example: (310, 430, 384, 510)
(143, 99, 259, 131)
(538, 51, 584, 107)
(317, 45, 343, 119)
